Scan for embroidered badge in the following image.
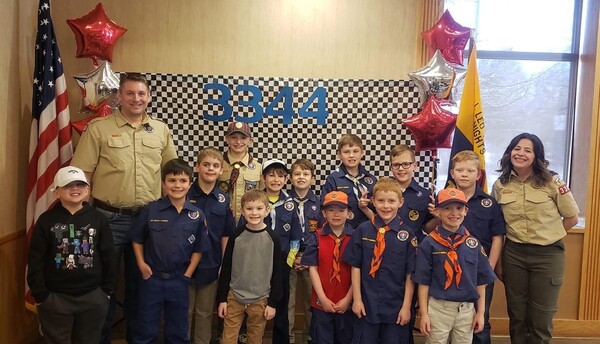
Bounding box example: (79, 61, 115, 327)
(409, 210, 420, 221)
(218, 194, 226, 203)
(309, 219, 318, 233)
(397, 230, 409, 241)
(284, 201, 295, 211)
(348, 210, 355, 220)
(411, 237, 418, 248)
(218, 181, 230, 193)
(481, 198, 492, 208)
(465, 237, 478, 249)
(244, 180, 258, 191)
(235, 122, 243, 129)
(283, 223, 291, 231)
(555, 177, 570, 195)
(248, 162, 255, 170)
(311, 205, 317, 211)
(188, 210, 200, 220)
(417, 191, 423, 197)
(143, 123, 153, 133)
(364, 177, 374, 185)
(501, 190, 512, 194)
(188, 234, 196, 244)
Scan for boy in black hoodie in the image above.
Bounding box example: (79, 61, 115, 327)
(27, 166, 116, 343)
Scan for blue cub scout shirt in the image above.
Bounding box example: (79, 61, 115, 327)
(462, 186, 506, 254)
(289, 188, 321, 248)
(398, 180, 432, 242)
(411, 225, 497, 303)
(131, 196, 209, 274)
(320, 164, 377, 229)
(342, 215, 417, 324)
(188, 181, 235, 284)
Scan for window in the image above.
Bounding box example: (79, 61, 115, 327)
(437, 0, 582, 195)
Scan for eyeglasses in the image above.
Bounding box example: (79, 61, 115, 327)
(391, 162, 415, 170)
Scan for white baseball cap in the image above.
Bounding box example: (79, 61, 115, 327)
(51, 166, 89, 191)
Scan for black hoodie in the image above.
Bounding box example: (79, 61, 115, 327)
(27, 202, 116, 303)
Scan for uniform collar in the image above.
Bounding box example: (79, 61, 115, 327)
(373, 215, 403, 232)
(157, 196, 196, 212)
(288, 188, 317, 203)
(226, 151, 250, 166)
(114, 108, 150, 128)
(189, 179, 220, 199)
(337, 163, 368, 177)
(407, 179, 426, 193)
(320, 223, 354, 237)
(470, 186, 488, 200)
(436, 224, 467, 238)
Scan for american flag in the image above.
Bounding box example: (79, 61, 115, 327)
(25, 0, 73, 311)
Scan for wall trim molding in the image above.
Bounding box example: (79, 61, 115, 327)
(0, 229, 24, 246)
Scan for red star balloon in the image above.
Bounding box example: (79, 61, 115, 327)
(71, 102, 112, 134)
(422, 10, 471, 65)
(402, 96, 457, 151)
(67, 3, 127, 65)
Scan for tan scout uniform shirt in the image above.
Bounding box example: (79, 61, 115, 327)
(218, 152, 263, 221)
(72, 110, 178, 208)
(492, 172, 579, 246)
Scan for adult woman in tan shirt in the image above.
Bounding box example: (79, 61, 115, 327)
(492, 133, 579, 344)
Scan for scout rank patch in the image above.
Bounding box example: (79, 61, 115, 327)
(309, 219, 318, 232)
(218, 181, 230, 193)
(409, 210, 420, 221)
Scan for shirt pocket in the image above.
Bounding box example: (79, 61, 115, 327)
(496, 193, 519, 225)
(524, 190, 555, 216)
(141, 137, 163, 172)
(103, 136, 133, 170)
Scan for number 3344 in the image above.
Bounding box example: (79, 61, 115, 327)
(203, 83, 329, 125)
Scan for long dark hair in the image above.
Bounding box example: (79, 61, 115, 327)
(496, 133, 552, 187)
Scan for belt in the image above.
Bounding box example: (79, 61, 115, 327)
(156, 272, 180, 280)
(93, 198, 145, 216)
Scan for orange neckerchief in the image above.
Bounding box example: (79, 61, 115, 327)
(328, 231, 345, 282)
(369, 221, 391, 278)
(429, 227, 471, 289)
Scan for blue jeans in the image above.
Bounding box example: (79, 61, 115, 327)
(97, 209, 141, 344)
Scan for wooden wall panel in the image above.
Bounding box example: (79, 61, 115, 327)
(0, 232, 40, 343)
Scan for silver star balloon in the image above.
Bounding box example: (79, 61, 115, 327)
(408, 50, 456, 107)
(73, 60, 119, 109)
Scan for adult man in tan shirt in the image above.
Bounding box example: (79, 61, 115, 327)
(72, 72, 177, 344)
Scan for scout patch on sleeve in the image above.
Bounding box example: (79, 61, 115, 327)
(554, 176, 570, 195)
(397, 230, 409, 241)
(411, 236, 418, 248)
(465, 237, 479, 249)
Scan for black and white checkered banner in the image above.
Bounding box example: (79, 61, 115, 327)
(145, 74, 435, 194)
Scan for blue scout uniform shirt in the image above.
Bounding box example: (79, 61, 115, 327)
(411, 225, 496, 303)
(342, 215, 418, 324)
(398, 179, 433, 242)
(462, 186, 506, 254)
(289, 188, 321, 250)
(239, 190, 302, 253)
(301, 222, 354, 266)
(187, 180, 236, 284)
(131, 196, 209, 274)
(320, 164, 377, 229)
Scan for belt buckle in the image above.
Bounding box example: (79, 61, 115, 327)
(158, 272, 172, 279)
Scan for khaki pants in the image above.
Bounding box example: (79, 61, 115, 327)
(222, 291, 268, 344)
(426, 297, 474, 344)
(188, 281, 218, 344)
(288, 268, 312, 342)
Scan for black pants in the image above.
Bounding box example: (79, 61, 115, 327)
(37, 288, 109, 344)
(273, 257, 292, 344)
